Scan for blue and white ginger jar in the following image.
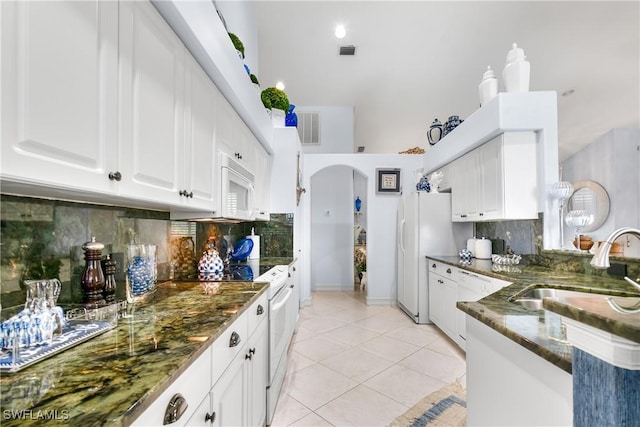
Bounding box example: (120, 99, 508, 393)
(416, 175, 431, 192)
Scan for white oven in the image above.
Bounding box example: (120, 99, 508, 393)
(220, 152, 255, 221)
(255, 265, 298, 425)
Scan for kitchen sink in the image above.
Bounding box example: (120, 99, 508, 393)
(511, 287, 640, 311)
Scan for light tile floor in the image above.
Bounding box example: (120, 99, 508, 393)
(270, 290, 467, 427)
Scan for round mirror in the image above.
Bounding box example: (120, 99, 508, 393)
(567, 180, 610, 233)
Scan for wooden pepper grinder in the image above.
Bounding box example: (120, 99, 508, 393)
(81, 237, 106, 306)
(102, 254, 117, 304)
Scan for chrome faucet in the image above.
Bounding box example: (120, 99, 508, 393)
(590, 227, 640, 313)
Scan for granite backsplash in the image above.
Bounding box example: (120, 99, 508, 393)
(0, 195, 293, 309)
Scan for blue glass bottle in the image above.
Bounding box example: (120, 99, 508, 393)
(285, 104, 298, 127)
(355, 196, 362, 212)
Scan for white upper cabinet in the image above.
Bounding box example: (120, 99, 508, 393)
(452, 132, 538, 222)
(216, 101, 258, 175)
(118, 0, 184, 205)
(254, 143, 271, 221)
(183, 53, 220, 210)
(1, 1, 119, 194)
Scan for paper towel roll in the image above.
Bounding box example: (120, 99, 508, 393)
(475, 238, 492, 260)
(246, 235, 260, 260)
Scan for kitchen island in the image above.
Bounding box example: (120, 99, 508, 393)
(0, 280, 268, 426)
(428, 255, 640, 426)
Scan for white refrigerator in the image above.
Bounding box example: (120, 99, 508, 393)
(397, 192, 472, 323)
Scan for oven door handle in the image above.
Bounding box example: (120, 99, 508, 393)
(272, 287, 293, 312)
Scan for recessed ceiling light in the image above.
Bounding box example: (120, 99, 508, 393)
(562, 89, 575, 97)
(276, 81, 285, 91)
(335, 24, 346, 39)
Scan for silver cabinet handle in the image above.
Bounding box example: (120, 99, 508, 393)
(205, 412, 216, 423)
(229, 331, 240, 347)
(108, 171, 122, 181)
(163, 393, 188, 425)
(256, 304, 264, 315)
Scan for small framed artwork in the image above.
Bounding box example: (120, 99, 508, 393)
(376, 168, 401, 194)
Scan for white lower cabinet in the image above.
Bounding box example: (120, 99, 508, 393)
(130, 292, 268, 427)
(429, 260, 511, 350)
(428, 261, 459, 343)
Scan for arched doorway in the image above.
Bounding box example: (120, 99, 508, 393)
(309, 165, 367, 296)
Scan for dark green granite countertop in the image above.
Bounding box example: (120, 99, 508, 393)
(0, 280, 268, 426)
(427, 256, 640, 373)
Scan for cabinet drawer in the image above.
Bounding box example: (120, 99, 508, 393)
(428, 260, 456, 278)
(212, 312, 248, 384)
(247, 292, 268, 337)
(130, 346, 212, 427)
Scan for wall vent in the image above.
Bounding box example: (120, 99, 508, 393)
(297, 112, 321, 145)
(339, 45, 356, 56)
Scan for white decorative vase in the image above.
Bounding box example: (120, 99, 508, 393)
(271, 108, 286, 128)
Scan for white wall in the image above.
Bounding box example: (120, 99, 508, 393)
(214, 1, 259, 77)
(311, 166, 354, 290)
(301, 154, 422, 306)
(562, 128, 640, 254)
(297, 106, 355, 154)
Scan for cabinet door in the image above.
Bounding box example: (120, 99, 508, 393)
(247, 318, 268, 427)
(183, 53, 219, 209)
(441, 275, 459, 340)
(216, 102, 243, 165)
(210, 348, 247, 427)
(254, 143, 271, 220)
(185, 393, 214, 427)
(118, 0, 184, 205)
(478, 136, 504, 220)
(1, 1, 118, 193)
(428, 272, 445, 326)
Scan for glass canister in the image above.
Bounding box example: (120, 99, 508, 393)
(125, 244, 157, 303)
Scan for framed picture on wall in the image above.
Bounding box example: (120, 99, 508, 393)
(376, 168, 401, 194)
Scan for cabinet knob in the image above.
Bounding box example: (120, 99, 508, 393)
(163, 393, 188, 425)
(179, 190, 194, 198)
(245, 352, 252, 360)
(479, 212, 484, 216)
(432, 263, 436, 268)
(205, 412, 216, 423)
(229, 331, 241, 347)
(446, 268, 452, 274)
(108, 171, 122, 181)
(461, 214, 467, 218)
(256, 304, 264, 315)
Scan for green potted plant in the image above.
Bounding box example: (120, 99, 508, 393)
(261, 87, 290, 127)
(228, 32, 244, 59)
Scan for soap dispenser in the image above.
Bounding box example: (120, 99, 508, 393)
(478, 66, 498, 106)
(503, 43, 530, 92)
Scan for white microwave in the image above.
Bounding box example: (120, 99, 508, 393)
(219, 152, 256, 221)
(169, 153, 256, 222)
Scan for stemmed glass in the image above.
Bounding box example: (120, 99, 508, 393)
(565, 210, 594, 251)
(550, 181, 574, 249)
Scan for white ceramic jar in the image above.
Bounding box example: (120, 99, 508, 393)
(466, 238, 477, 257)
(478, 66, 498, 106)
(503, 43, 530, 92)
(475, 238, 493, 260)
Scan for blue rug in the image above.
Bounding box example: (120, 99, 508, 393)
(388, 382, 467, 427)
(409, 394, 467, 427)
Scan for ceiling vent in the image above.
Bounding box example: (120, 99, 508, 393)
(297, 112, 321, 145)
(339, 45, 356, 56)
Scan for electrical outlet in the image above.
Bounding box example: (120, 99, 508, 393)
(110, 252, 125, 281)
(607, 263, 627, 278)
